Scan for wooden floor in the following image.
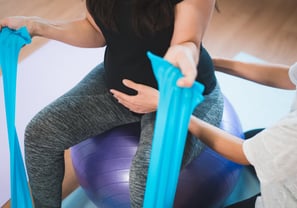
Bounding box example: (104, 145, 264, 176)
(204, 0, 297, 65)
(1, 0, 297, 65)
(1, 0, 297, 64)
(0, 0, 297, 207)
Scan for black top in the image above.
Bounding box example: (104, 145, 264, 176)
(91, 0, 216, 95)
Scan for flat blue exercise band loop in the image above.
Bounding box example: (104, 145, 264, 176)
(0, 27, 33, 208)
(143, 52, 205, 208)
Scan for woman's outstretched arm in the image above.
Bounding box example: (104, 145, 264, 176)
(165, 0, 216, 87)
(0, 9, 105, 48)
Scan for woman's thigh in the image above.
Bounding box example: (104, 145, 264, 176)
(25, 63, 141, 150)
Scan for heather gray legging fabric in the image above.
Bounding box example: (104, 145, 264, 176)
(24, 63, 224, 208)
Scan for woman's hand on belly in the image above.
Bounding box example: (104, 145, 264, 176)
(110, 79, 159, 114)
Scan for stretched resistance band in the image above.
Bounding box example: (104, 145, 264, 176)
(0, 27, 33, 208)
(143, 52, 205, 208)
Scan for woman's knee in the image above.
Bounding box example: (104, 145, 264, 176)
(24, 109, 62, 150)
(25, 114, 45, 146)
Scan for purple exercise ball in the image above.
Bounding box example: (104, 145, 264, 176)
(71, 96, 244, 208)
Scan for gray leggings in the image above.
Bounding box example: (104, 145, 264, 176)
(24, 63, 224, 208)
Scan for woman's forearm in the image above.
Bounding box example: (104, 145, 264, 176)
(30, 13, 105, 48)
(164, 0, 215, 87)
(170, 0, 215, 63)
(189, 116, 250, 165)
(172, 0, 215, 48)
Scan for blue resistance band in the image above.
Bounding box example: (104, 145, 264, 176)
(143, 52, 205, 208)
(0, 27, 33, 208)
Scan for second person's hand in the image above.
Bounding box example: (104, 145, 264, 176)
(110, 79, 159, 114)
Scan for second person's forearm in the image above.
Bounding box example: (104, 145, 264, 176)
(189, 116, 249, 165)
